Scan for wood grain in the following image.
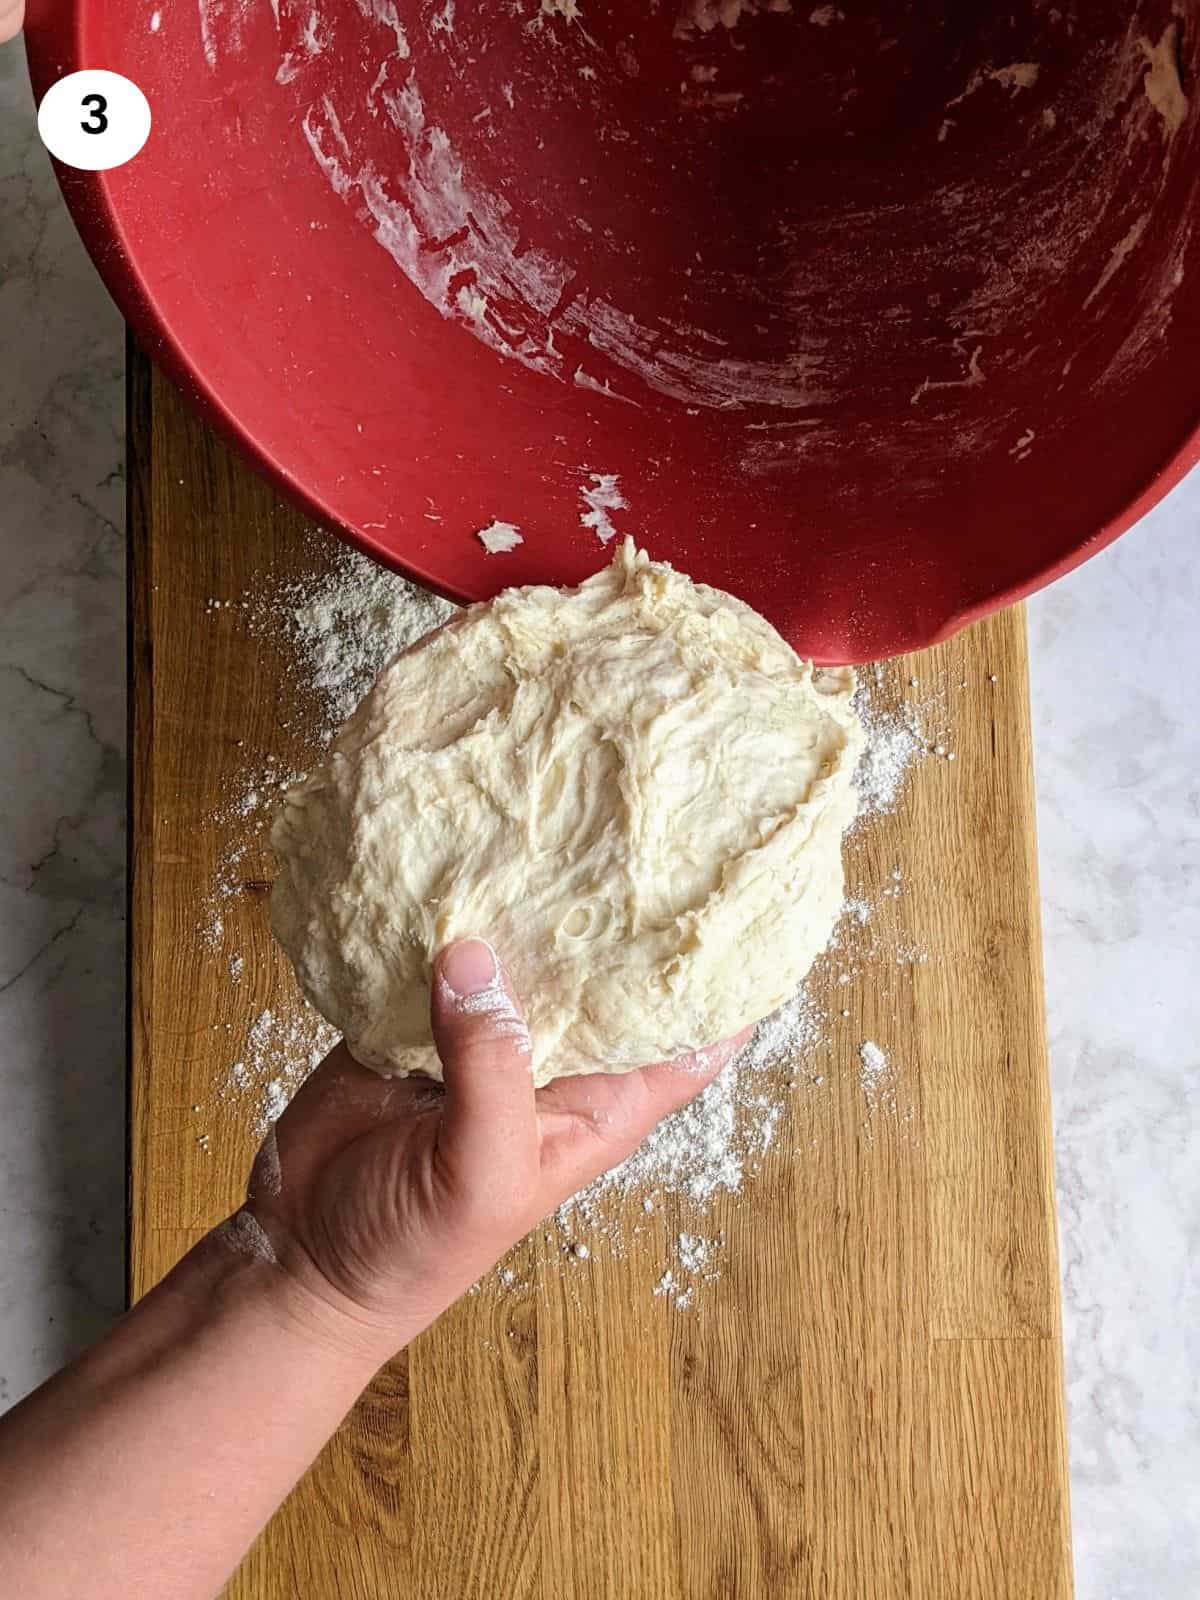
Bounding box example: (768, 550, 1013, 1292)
(129, 349, 1073, 1598)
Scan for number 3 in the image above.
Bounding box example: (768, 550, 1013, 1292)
(80, 93, 108, 135)
(39, 70, 150, 171)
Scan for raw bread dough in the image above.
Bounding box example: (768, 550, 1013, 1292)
(271, 540, 863, 1086)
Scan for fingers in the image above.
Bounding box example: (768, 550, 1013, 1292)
(430, 939, 539, 1191)
(536, 1026, 753, 1199)
(624, 1026, 755, 1126)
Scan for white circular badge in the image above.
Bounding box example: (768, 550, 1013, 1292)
(37, 70, 151, 172)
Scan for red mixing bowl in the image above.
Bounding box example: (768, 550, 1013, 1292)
(24, 1, 1200, 661)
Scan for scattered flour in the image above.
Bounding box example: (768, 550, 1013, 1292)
(853, 690, 926, 820)
(221, 1005, 338, 1136)
(654, 1232, 724, 1309)
(858, 1039, 897, 1120)
(280, 546, 457, 733)
(653, 1269, 692, 1309)
(215, 1208, 277, 1265)
(678, 1231, 720, 1274)
(859, 1038, 888, 1082)
(550, 978, 827, 1301)
(843, 895, 872, 926)
(254, 1125, 283, 1197)
(199, 541, 941, 1306)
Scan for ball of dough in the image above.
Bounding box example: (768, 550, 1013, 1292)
(271, 540, 863, 1086)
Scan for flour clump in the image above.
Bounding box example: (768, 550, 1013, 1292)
(271, 540, 863, 1086)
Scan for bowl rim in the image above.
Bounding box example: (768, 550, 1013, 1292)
(23, 8, 1200, 662)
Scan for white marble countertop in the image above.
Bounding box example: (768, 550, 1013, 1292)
(2, 39, 1197, 1598)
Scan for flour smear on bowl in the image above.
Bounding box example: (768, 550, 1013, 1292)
(191, 0, 1195, 449)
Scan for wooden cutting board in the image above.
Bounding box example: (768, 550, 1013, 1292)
(129, 349, 1073, 1600)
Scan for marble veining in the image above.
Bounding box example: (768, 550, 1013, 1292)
(1, 35, 1197, 1598)
(1029, 486, 1200, 1599)
(0, 41, 126, 1398)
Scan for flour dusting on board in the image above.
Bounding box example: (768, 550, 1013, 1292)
(853, 690, 926, 821)
(221, 1006, 338, 1137)
(858, 1039, 890, 1110)
(197, 539, 940, 1307)
(233, 542, 456, 736)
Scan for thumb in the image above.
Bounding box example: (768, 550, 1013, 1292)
(430, 939, 539, 1187)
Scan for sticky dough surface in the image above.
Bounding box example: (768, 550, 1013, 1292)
(271, 540, 863, 1085)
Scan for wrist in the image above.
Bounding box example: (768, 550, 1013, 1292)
(259, 1239, 422, 1375)
(172, 1212, 409, 1383)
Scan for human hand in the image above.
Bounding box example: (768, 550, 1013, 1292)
(0, 938, 747, 1600)
(1, 1, 24, 45)
(247, 939, 749, 1363)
